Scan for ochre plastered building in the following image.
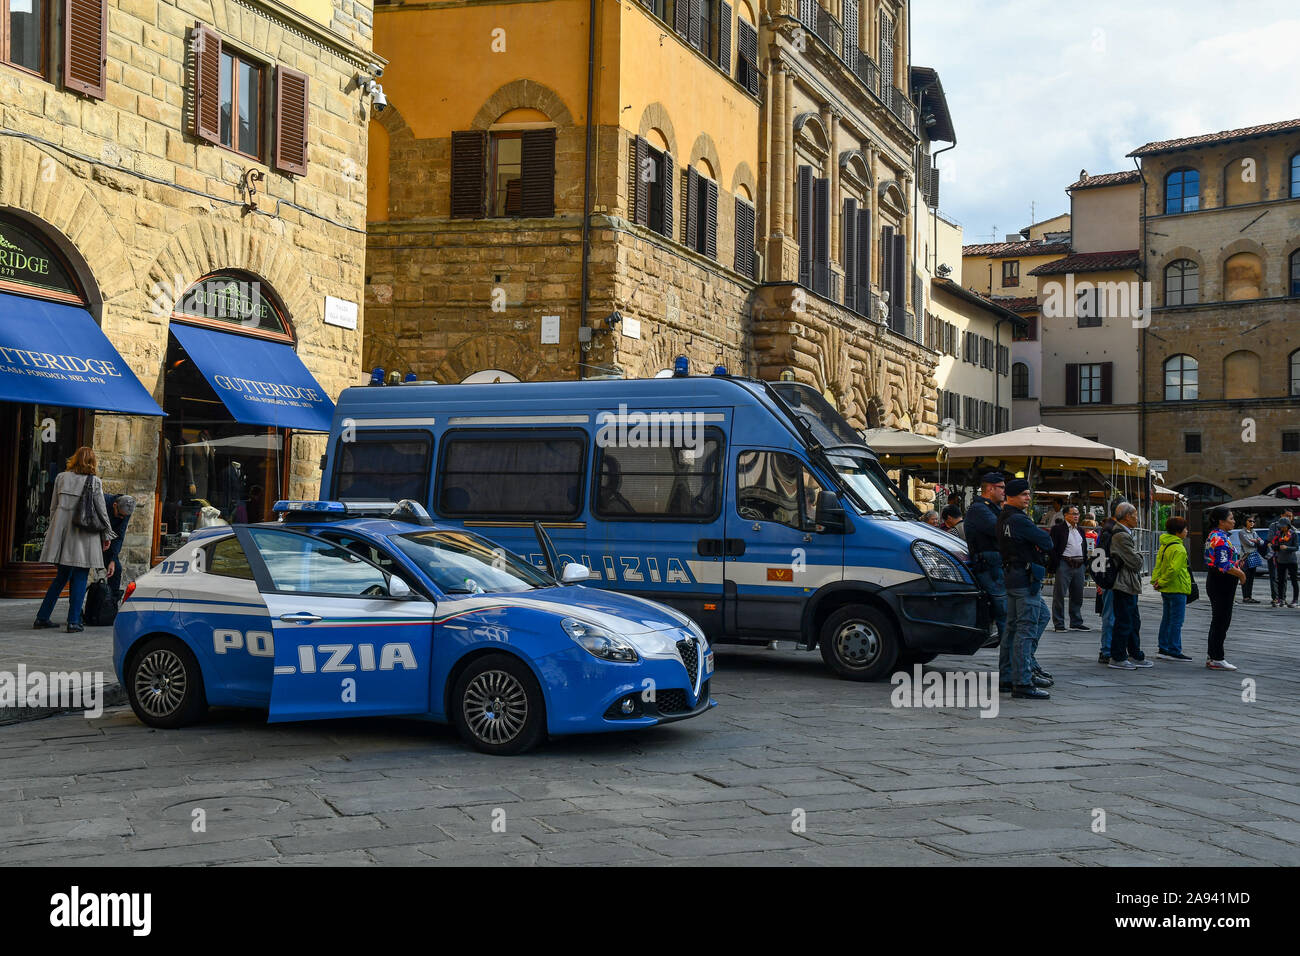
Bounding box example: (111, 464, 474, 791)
(365, 0, 944, 434)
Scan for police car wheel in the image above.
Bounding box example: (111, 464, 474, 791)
(452, 655, 545, 755)
(818, 605, 898, 681)
(126, 637, 208, 728)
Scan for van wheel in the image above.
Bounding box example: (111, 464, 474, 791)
(819, 605, 899, 681)
(452, 654, 546, 755)
(126, 636, 208, 728)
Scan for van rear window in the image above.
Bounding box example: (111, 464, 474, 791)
(333, 438, 432, 502)
(594, 436, 722, 520)
(439, 434, 585, 518)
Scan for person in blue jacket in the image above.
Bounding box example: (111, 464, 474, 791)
(997, 478, 1055, 699)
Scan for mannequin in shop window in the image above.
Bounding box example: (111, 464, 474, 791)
(183, 429, 215, 501)
(216, 459, 242, 518)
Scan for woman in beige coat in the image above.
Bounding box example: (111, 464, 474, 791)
(35, 446, 116, 633)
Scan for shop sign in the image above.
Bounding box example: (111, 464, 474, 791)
(0, 221, 79, 297)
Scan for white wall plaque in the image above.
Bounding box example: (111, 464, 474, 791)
(324, 296, 358, 330)
(541, 315, 561, 344)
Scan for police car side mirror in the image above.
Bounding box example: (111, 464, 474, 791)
(388, 576, 413, 599)
(814, 492, 847, 534)
(560, 562, 591, 585)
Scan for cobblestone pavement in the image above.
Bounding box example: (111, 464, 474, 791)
(2, 588, 1299, 865)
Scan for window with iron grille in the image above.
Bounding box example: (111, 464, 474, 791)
(1184, 432, 1202, 454)
(1282, 431, 1300, 453)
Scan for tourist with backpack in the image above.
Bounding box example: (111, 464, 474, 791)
(1106, 502, 1150, 669)
(1204, 506, 1247, 670)
(1151, 516, 1194, 661)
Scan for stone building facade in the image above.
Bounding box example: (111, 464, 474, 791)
(1130, 118, 1300, 546)
(365, 0, 943, 437)
(0, 0, 375, 595)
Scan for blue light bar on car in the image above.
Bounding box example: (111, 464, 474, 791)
(272, 500, 347, 514)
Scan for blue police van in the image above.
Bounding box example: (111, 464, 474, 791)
(319, 371, 991, 680)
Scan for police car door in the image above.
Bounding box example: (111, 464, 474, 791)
(237, 527, 434, 722)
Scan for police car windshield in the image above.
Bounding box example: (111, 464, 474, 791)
(392, 530, 552, 594)
(827, 454, 911, 518)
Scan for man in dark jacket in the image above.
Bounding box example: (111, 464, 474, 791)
(998, 478, 1055, 699)
(962, 472, 1007, 654)
(1107, 502, 1150, 668)
(102, 493, 135, 597)
(1050, 504, 1089, 631)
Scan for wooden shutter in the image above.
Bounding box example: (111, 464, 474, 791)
(891, 232, 906, 331)
(274, 66, 310, 175)
(520, 128, 556, 217)
(684, 166, 699, 250)
(856, 207, 871, 310)
(630, 136, 650, 226)
(1065, 364, 1079, 406)
(673, 0, 689, 37)
(842, 0, 860, 68)
(191, 23, 222, 144)
(843, 199, 858, 311)
(737, 19, 759, 94)
(661, 153, 675, 238)
(734, 197, 755, 278)
(688, 0, 702, 51)
(797, 165, 814, 289)
(1101, 361, 1114, 404)
(703, 179, 718, 259)
(450, 130, 487, 219)
(813, 177, 830, 296)
(880, 224, 894, 320)
(718, 2, 732, 73)
(878, 10, 895, 86)
(64, 0, 107, 99)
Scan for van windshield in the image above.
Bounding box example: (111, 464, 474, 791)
(768, 382, 864, 449)
(827, 454, 913, 518)
(392, 530, 553, 594)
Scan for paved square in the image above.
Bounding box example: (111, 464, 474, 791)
(2, 591, 1298, 865)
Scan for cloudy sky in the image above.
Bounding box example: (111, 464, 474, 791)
(912, 0, 1300, 244)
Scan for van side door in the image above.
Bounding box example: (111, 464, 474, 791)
(589, 410, 731, 638)
(728, 449, 845, 638)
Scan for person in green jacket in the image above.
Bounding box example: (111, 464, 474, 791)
(1152, 515, 1193, 661)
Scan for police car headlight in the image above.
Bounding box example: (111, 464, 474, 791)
(912, 541, 966, 583)
(562, 618, 639, 663)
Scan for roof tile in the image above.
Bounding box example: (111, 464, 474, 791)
(1128, 118, 1300, 157)
(1028, 250, 1141, 276)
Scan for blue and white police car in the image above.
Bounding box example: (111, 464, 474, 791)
(113, 500, 715, 754)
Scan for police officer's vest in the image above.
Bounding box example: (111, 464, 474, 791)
(966, 498, 1000, 554)
(997, 507, 1042, 571)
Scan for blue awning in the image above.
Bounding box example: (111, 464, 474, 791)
(0, 293, 164, 416)
(169, 322, 335, 432)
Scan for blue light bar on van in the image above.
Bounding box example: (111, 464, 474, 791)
(673, 356, 689, 377)
(713, 365, 728, 376)
(272, 500, 347, 514)
(404, 372, 417, 382)
(370, 367, 385, 385)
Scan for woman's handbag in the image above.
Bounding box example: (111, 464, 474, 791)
(1188, 575, 1200, 604)
(1245, 550, 1265, 571)
(73, 475, 108, 534)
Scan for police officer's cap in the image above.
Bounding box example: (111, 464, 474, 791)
(980, 472, 1005, 486)
(1005, 478, 1030, 496)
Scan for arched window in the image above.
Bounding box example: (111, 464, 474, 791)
(1290, 249, 1300, 297)
(1164, 354, 1198, 401)
(1011, 362, 1030, 399)
(1165, 168, 1199, 214)
(1165, 259, 1199, 306)
(1291, 349, 1300, 397)
(1292, 153, 1300, 199)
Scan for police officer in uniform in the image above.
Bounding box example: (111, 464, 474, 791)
(961, 473, 1008, 655)
(998, 478, 1054, 699)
